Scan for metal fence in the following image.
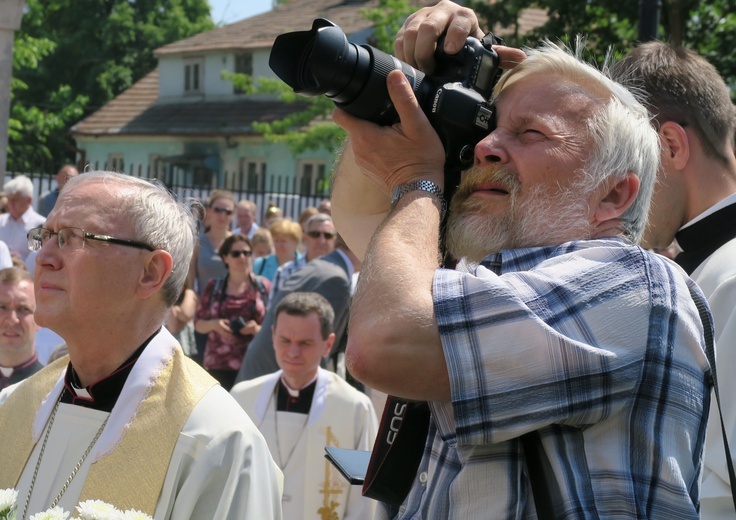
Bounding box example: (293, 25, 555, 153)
(2, 163, 332, 223)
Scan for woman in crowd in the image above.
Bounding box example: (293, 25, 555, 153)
(251, 227, 274, 258)
(252, 218, 303, 281)
(186, 190, 235, 364)
(194, 235, 270, 390)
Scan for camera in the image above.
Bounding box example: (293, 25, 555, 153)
(268, 18, 503, 176)
(229, 317, 247, 334)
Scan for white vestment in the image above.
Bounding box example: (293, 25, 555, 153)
(231, 368, 377, 520)
(0, 328, 284, 520)
(693, 236, 736, 519)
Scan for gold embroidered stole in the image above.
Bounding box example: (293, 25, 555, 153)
(0, 349, 216, 515)
(0, 356, 68, 488)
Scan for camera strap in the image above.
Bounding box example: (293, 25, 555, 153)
(362, 395, 430, 506)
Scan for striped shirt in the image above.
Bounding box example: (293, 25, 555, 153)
(382, 238, 711, 519)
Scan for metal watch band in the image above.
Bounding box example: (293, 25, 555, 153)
(390, 180, 447, 217)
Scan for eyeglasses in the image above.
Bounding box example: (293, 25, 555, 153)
(211, 207, 234, 216)
(228, 250, 253, 258)
(306, 231, 336, 240)
(28, 227, 155, 252)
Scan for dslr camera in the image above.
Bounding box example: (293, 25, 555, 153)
(268, 18, 503, 176)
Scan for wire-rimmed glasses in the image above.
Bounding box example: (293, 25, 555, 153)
(27, 227, 155, 252)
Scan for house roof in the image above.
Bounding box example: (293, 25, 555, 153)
(71, 0, 548, 138)
(70, 68, 309, 137)
(155, 0, 436, 56)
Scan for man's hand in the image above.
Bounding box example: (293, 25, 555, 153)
(395, 0, 527, 75)
(332, 70, 446, 194)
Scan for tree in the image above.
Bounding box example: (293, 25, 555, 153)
(470, 0, 736, 99)
(9, 0, 214, 171)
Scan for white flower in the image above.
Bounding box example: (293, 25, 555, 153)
(121, 511, 153, 520)
(29, 507, 70, 520)
(0, 488, 18, 514)
(74, 501, 121, 520)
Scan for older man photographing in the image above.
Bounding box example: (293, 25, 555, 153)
(331, 3, 712, 518)
(0, 172, 282, 519)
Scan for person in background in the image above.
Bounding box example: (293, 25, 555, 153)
(0, 192, 8, 214)
(231, 291, 376, 520)
(0, 171, 282, 518)
(164, 283, 197, 357)
(253, 218, 303, 282)
(233, 199, 260, 239)
(195, 235, 270, 390)
(251, 227, 275, 259)
(187, 189, 235, 365)
(271, 213, 337, 297)
(0, 267, 42, 390)
(0, 175, 45, 260)
(38, 164, 79, 217)
(612, 42, 736, 520)
(329, 2, 711, 516)
(318, 199, 332, 215)
(264, 203, 284, 228)
(298, 207, 319, 234)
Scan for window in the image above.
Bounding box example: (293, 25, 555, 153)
(238, 158, 267, 191)
(234, 53, 253, 94)
(107, 153, 124, 173)
(297, 160, 327, 196)
(184, 58, 204, 94)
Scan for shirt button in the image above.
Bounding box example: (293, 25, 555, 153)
(419, 472, 428, 484)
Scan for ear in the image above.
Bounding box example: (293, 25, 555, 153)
(594, 173, 640, 223)
(136, 250, 173, 300)
(659, 121, 690, 170)
(323, 332, 336, 357)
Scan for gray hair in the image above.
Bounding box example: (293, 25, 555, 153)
(64, 172, 196, 307)
(4, 175, 34, 198)
(494, 39, 660, 242)
(305, 212, 333, 230)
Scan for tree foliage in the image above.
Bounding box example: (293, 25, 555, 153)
(9, 0, 214, 171)
(470, 0, 736, 99)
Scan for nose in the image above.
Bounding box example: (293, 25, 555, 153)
(474, 130, 509, 167)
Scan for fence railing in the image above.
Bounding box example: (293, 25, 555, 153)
(2, 163, 332, 224)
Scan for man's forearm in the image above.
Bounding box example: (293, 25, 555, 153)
(346, 190, 450, 401)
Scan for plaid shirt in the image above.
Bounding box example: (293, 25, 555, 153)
(381, 239, 711, 519)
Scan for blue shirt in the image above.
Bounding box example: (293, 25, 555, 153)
(385, 239, 711, 519)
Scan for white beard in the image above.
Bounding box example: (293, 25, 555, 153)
(446, 165, 593, 263)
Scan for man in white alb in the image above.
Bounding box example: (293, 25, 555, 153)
(231, 291, 377, 520)
(0, 171, 283, 519)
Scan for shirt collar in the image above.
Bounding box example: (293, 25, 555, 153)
(679, 192, 736, 231)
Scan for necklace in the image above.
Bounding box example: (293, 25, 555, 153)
(259, 381, 308, 472)
(21, 389, 110, 520)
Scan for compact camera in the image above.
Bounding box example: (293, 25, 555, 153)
(268, 18, 503, 175)
(229, 317, 247, 334)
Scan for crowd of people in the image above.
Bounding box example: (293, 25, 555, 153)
(0, 1, 735, 518)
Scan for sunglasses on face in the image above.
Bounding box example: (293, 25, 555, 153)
(228, 250, 253, 258)
(306, 231, 336, 240)
(212, 207, 234, 216)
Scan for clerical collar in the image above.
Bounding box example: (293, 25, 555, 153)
(675, 200, 736, 274)
(277, 376, 317, 414)
(62, 331, 158, 412)
(0, 354, 39, 378)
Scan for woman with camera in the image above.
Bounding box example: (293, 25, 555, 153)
(194, 234, 270, 390)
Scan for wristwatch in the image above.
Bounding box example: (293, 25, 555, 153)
(390, 180, 447, 219)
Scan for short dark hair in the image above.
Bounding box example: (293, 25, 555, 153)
(218, 234, 252, 258)
(612, 42, 736, 165)
(274, 292, 334, 339)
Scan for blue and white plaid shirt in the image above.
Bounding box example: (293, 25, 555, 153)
(381, 238, 711, 519)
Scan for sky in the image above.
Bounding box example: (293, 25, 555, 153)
(209, 0, 273, 25)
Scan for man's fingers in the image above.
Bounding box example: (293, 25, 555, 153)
(494, 46, 527, 69)
(385, 70, 428, 137)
